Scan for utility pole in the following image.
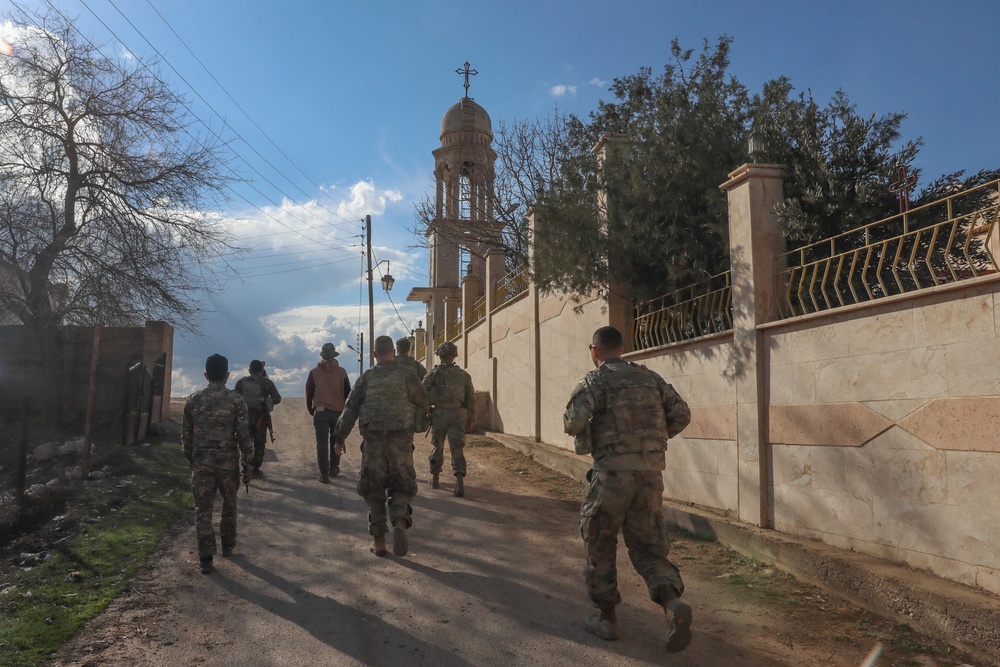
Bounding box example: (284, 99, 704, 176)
(363, 214, 394, 371)
(366, 214, 374, 371)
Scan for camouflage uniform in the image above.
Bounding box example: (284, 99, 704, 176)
(563, 358, 691, 610)
(396, 353, 426, 381)
(182, 382, 253, 558)
(335, 360, 430, 538)
(234, 373, 281, 473)
(423, 361, 475, 479)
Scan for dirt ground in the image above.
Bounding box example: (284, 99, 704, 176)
(44, 397, 980, 667)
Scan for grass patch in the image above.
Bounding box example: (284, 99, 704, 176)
(0, 442, 191, 667)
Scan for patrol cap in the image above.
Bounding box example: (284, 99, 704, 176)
(205, 353, 229, 375)
(436, 341, 458, 358)
(320, 343, 339, 359)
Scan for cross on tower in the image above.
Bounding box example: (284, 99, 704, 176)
(889, 165, 918, 213)
(455, 61, 478, 98)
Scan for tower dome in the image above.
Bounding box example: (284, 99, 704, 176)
(441, 97, 492, 139)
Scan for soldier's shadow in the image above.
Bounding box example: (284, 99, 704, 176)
(216, 556, 476, 666)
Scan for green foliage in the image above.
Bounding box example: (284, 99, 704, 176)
(0, 443, 191, 667)
(535, 37, 745, 301)
(753, 78, 921, 245)
(530, 36, 958, 303)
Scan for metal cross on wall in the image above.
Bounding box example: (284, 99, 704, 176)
(889, 165, 918, 213)
(456, 61, 478, 98)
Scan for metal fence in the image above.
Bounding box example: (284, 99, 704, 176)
(776, 179, 1000, 318)
(629, 271, 733, 352)
(494, 266, 529, 305)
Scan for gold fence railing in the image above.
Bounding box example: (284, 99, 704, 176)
(629, 271, 733, 352)
(468, 295, 487, 326)
(415, 335, 426, 361)
(448, 317, 462, 341)
(776, 179, 1000, 318)
(433, 330, 445, 350)
(494, 266, 529, 305)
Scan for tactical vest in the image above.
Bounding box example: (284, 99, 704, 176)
(428, 365, 467, 406)
(189, 385, 240, 451)
(239, 376, 265, 412)
(359, 367, 413, 431)
(590, 362, 670, 457)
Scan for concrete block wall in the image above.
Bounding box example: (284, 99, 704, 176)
(0, 321, 173, 427)
(765, 280, 1000, 594)
(631, 334, 740, 516)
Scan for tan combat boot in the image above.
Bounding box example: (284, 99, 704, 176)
(584, 607, 618, 640)
(663, 597, 693, 653)
(453, 475, 464, 497)
(431, 472, 439, 489)
(392, 520, 408, 557)
(373, 533, 387, 557)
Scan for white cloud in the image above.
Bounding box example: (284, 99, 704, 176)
(171, 178, 427, 397)
(549, 84, 578, 97)
(589, 77, 607, 87)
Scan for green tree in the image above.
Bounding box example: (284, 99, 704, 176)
(533, 37, 749, 302)
(750, 78, 921, 247)
(0, 8, 238, 413)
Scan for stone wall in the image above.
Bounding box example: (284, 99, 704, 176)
(415, 167, 1000, 597)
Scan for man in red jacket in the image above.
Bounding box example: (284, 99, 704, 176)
(305, 343, 351, 483)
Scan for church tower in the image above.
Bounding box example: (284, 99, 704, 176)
(409, 63, 500, 351)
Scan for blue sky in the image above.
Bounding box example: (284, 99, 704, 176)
(3, 0, 997, 396)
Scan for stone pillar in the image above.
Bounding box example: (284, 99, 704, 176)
(592, 135, 633, 341)
(413, 323, 427, 364)
(444, 295, 460, 343)
(143, 321, 173, 421)
(461, 272, 481, 367)
(720, 162, 785, 527)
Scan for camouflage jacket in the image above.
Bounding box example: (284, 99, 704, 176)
(396, 354, 427, 381)
(423, 362, 475, 409)
(563, 359, 690, 471)
(182, 382, 254, 465)
(335, 360, 430, 437)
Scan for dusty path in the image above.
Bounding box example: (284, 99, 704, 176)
(51, 398, 962, 666)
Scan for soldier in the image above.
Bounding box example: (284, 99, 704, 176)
(234, 359, 282, 478)
(306, 343, 351, 483)
(182, 353, 254, 574)
(422, 341, 475, 497)
(395, 336, 426, 380)
(334, 335, 429, 557)
(563, 326, 693, 652)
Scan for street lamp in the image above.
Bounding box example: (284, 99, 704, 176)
(365, 214, 395, 369)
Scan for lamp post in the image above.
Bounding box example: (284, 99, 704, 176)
(365, 214, 394, 370)
(748, 129, 764, 164)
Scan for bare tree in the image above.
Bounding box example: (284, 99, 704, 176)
(0, 8, 239, 408)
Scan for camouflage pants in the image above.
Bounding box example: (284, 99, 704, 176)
(429, 407, 467, 477)
(580, 469, 684, 609)
(192, 462, 241, 558)
(249, 410, 268, 469)
(357, 430, 417, 536)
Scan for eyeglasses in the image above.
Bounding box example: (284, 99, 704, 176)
(588, 344, 598, 351)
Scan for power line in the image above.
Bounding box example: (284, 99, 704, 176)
(100, 0, 358, 229)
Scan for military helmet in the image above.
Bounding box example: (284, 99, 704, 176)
(436, 341, 458, 358)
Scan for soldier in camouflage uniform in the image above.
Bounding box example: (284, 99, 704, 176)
(182, 354, 254, 574)
(335, 336, 429, 557)
(234, 359, 282, 478)
(422, 341, 475, 497)
(563, 326, 693, 652)
(395, 337, 426, 380)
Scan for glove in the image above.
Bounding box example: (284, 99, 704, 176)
(307, 404, 315, 416)
(241, 464, 253, 485)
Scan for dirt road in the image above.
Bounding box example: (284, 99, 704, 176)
(52, 398, 969, 666)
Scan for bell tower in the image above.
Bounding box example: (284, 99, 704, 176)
(409, 62, 499, 348)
